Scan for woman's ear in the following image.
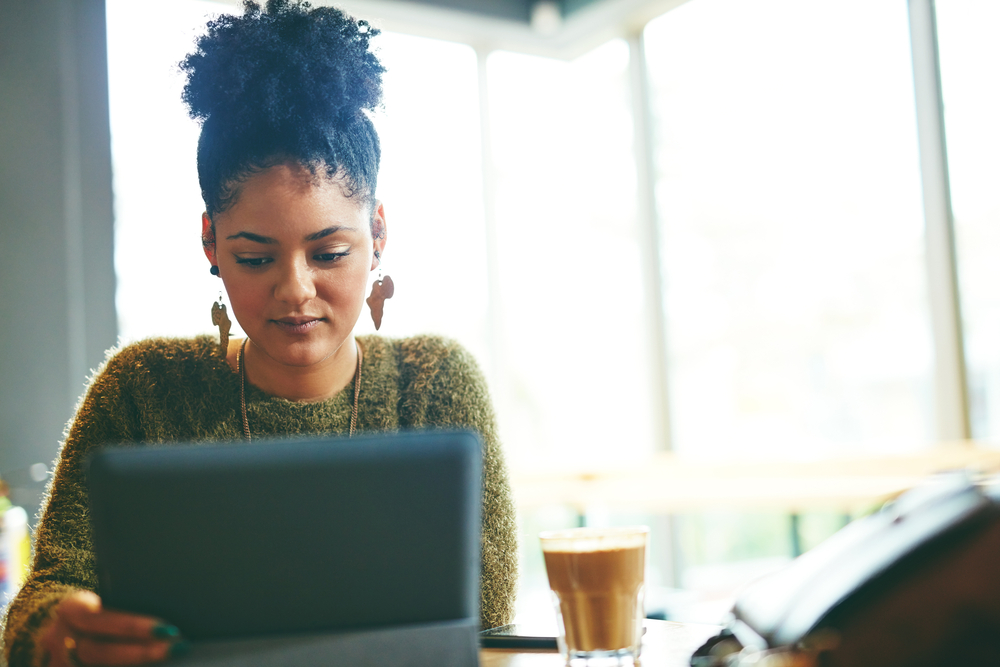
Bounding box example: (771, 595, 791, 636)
(370, 201, 387, 271)
(201, 212, 218, 266)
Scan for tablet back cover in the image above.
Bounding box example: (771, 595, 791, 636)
(87, 430, 482, 641)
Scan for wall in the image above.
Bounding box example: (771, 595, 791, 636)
(0, 0, 117, 522)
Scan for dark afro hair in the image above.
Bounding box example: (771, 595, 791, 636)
(180, 0, 385, 219)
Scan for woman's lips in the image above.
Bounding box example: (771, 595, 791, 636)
(272, 317, 324, 334)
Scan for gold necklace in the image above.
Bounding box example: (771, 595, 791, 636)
(238, 338, 362, 443)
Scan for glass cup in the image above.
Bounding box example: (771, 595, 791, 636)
(540, 526, 649, 665)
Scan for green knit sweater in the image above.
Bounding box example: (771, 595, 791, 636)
(1, 335, 518, 666)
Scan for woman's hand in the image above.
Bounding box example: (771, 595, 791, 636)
(39, 591, 185, 666)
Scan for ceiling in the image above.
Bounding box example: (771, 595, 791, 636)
(390, 0, 603, 24)
(319, 0, 691, 58)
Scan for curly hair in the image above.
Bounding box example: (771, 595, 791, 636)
(180, 0, 385, 219)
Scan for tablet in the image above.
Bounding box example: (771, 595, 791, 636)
(478, 624, 558, 649)
(86, 430, 482, 642)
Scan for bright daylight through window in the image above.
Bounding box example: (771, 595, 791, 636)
(937, 0, 1000, 440)
(646, 0, 932, 460)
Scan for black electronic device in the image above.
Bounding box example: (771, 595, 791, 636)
(87, 430, 483, 666)
(478, 624, 558, 650)
(693, 472, 1000, 666)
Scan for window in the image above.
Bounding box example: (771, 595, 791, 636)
(486, 41, 656, 466)
(936, 0, 1000, 439)
(108, 0, 219, 343)
(642, 0, 935, 608)
(645, 0, 933, 459)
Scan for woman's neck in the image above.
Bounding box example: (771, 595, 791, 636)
(228, 336, 358, 402)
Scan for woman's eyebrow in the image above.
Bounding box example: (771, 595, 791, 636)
(226, 231, 276, 244)
(305, 226, 355, 241)
(225, 226, 356, 244)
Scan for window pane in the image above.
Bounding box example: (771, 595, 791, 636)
(107, 0, 226, 342)
(936, 1, 1000, 439)
(645, 0, 934, 460)
(364, 35, 489, 361)
(487, 42, 658, 465)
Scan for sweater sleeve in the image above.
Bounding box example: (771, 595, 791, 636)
(398, 337, 519, 629)
(2, 348, 139, 667)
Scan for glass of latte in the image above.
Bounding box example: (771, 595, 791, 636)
(540, 526, 649, 665)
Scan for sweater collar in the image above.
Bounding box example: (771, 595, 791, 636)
(239, 335, 400, 436)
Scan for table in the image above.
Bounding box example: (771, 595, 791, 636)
(480, 620, 721, 667)
(510, 442, 1000, 513)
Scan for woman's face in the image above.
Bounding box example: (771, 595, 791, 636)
(203, 162, 385, 370)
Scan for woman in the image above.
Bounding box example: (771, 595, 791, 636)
(1, 2, 518, 665)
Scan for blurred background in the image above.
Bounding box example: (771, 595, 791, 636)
(1, 0, 999, 623)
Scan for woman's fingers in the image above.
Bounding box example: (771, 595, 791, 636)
(74, 635, 173, 666)
(59, 591, 174, 641)
(41, 591, 185, 666)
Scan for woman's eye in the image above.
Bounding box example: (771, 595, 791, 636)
(234, 256, 272, 267)
(315, 251, 349, 263)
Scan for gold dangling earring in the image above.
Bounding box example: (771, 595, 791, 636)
(366, 251, 393, 331)
(211, 292, 232, 359)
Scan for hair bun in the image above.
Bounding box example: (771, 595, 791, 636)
(180, 0, 383, 134)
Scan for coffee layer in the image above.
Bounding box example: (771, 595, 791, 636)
(543, 545, 645, 652)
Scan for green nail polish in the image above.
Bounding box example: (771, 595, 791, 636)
(170, 640, 192, 657)
(152, 624, 181, 640)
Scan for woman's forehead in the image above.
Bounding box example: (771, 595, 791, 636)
(225, 164, 366, 216)
(245, 161, 358, 198)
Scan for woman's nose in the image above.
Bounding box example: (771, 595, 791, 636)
(273, 257, 316, 305)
